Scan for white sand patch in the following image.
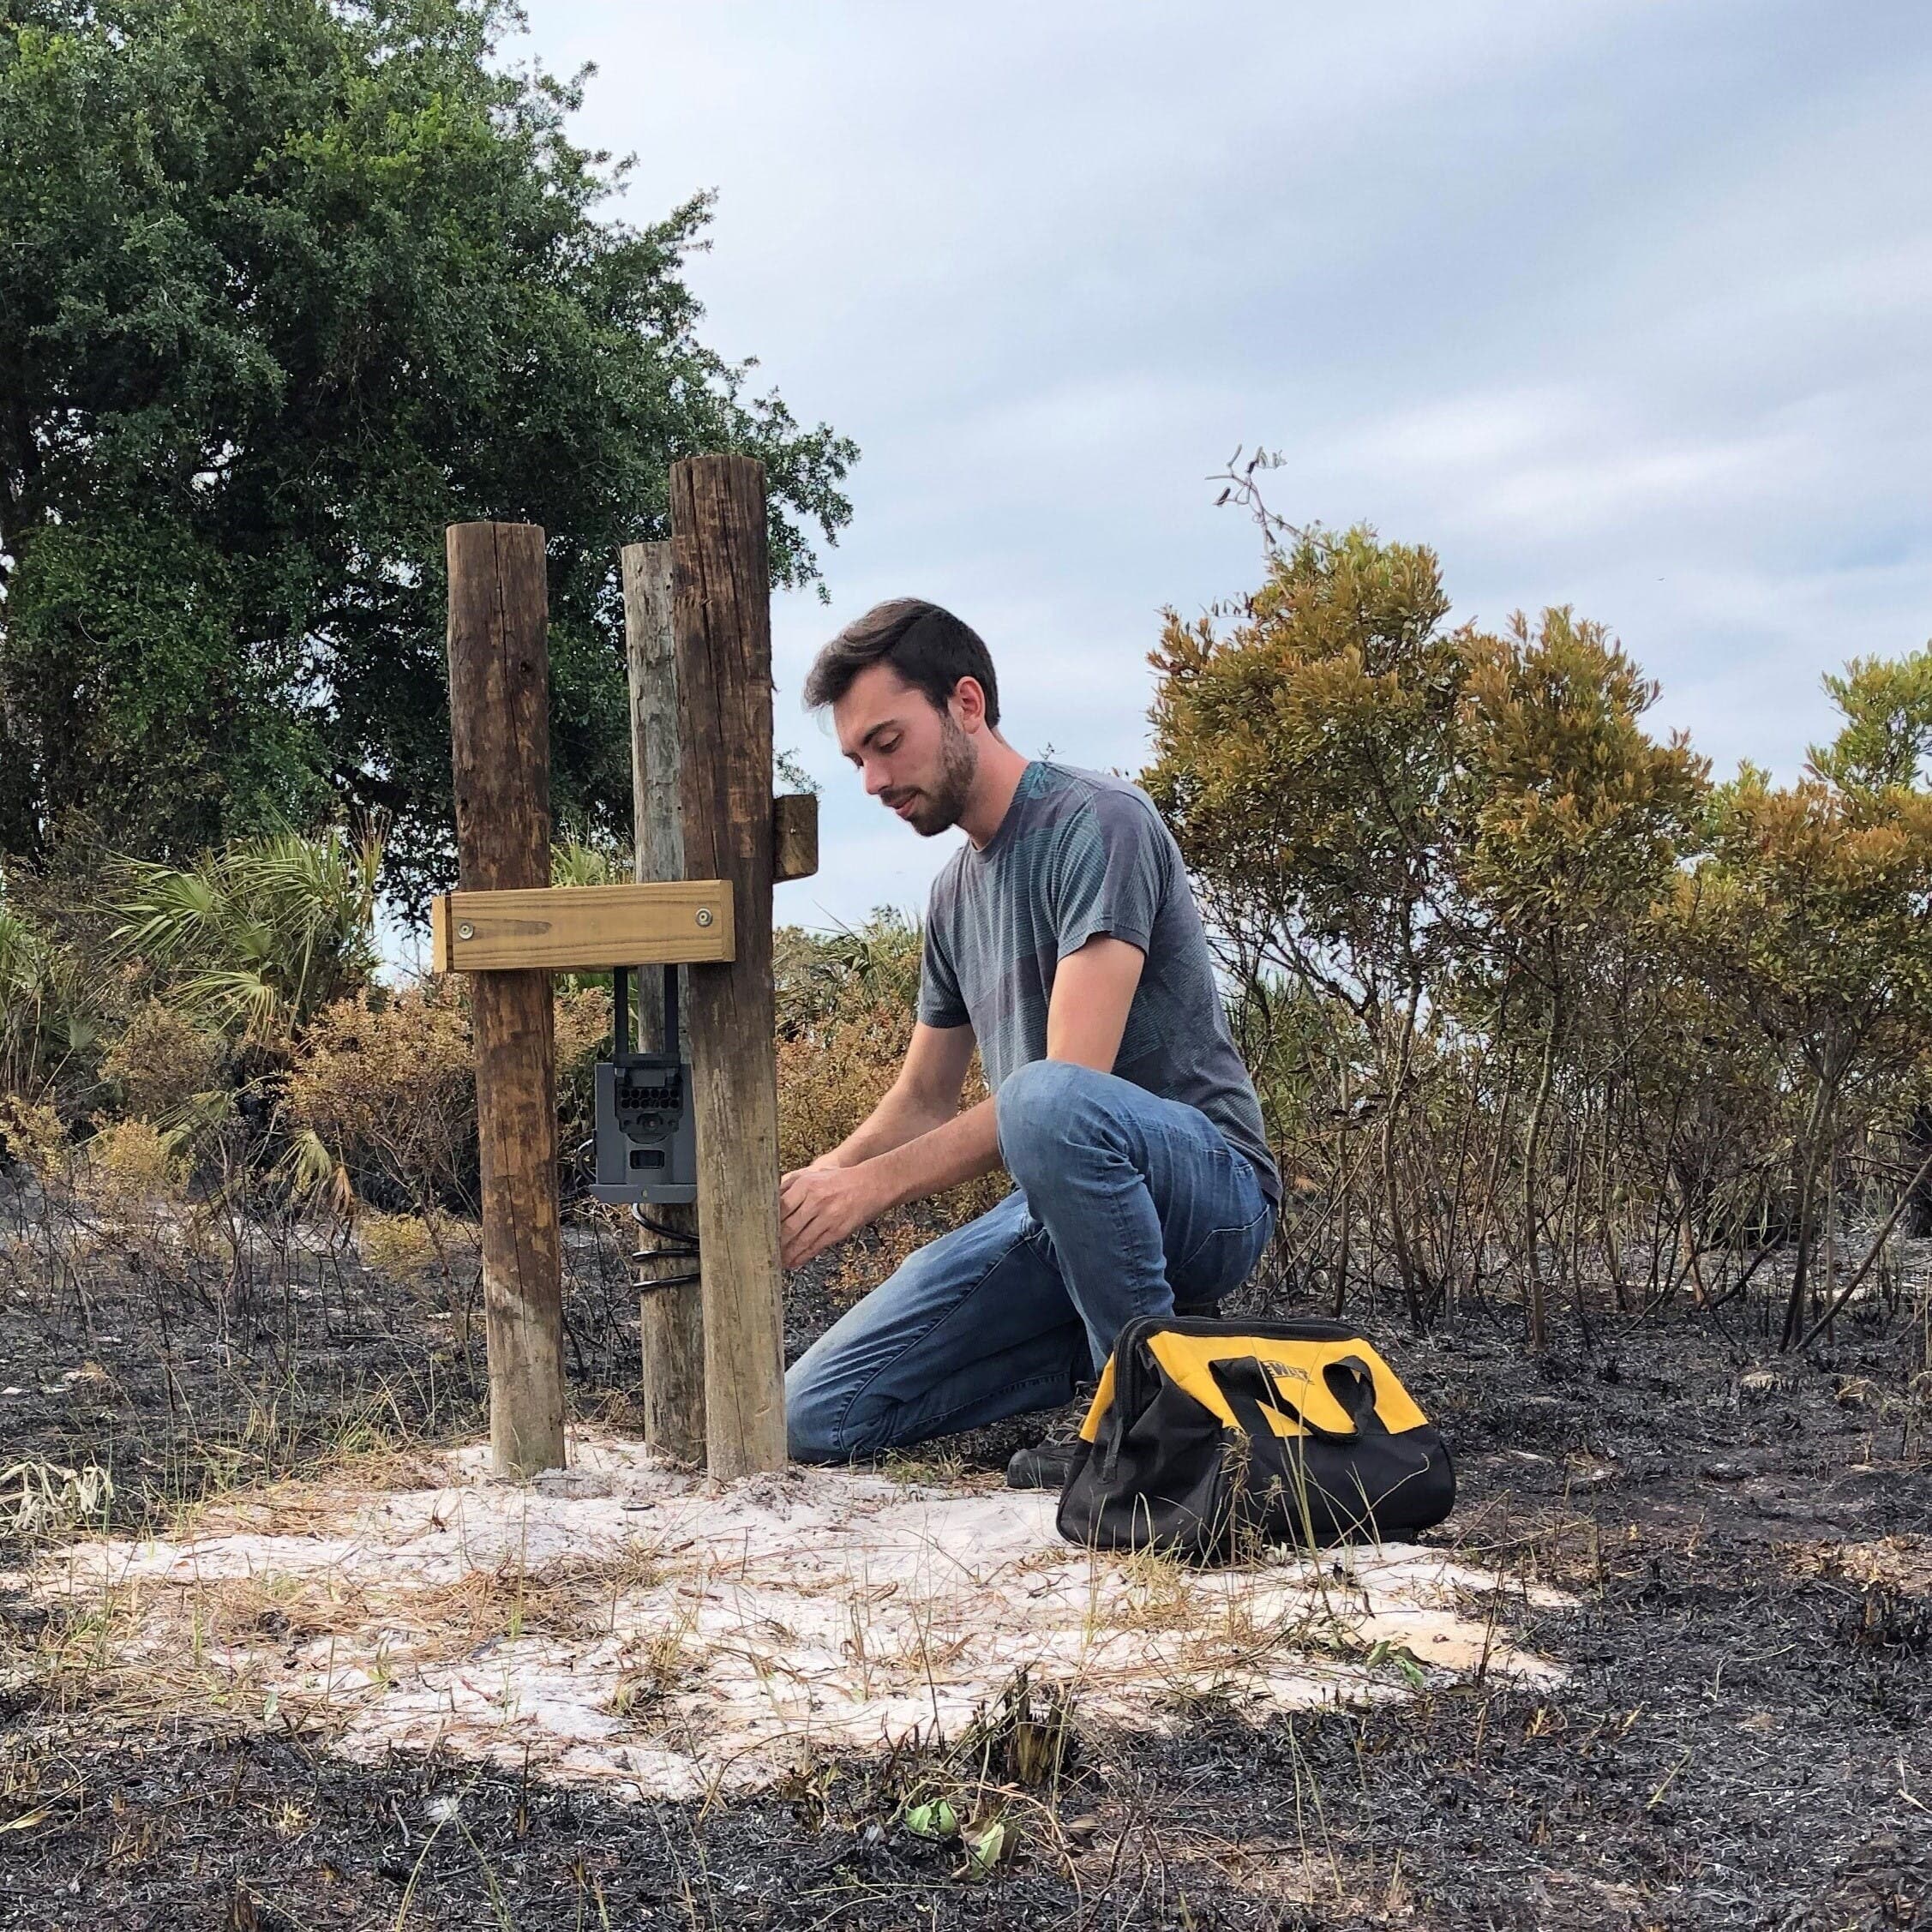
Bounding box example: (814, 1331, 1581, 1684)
(18, 1434, 1567, 1800)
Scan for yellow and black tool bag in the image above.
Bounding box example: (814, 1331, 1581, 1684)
(1056, 1316, 1455, 1562)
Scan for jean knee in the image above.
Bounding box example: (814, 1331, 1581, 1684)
(784, 1353, 846, 1463)
(997, 1059, 1108, 1180)
(787, 1352, 909, 1463)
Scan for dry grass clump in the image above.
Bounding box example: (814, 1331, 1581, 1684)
(283, 980, 477, 1208)
(1791, 1535, 1932, 1595)
(405, 1547, 668, 1649)
(165, 1434, 455, 1544)
(99, 999, 223, 1124)
(0, 1458, 115, 1539)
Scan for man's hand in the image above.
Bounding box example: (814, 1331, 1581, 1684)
(781, 1160, 888, 1270)
(777, 940, 1144, 1271)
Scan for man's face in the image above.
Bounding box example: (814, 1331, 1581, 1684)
(833, 662, 979, 837)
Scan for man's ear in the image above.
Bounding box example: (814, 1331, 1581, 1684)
(950, 675, 988, 733)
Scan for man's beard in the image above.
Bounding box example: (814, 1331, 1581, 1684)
(903, 717, 977, 837)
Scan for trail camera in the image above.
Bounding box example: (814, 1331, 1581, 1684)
(591, 965, 697, 1205)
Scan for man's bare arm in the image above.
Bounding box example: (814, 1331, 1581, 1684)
(1044, 934, 1143, 1068)
(779, 938, 1146, 1270)
(807, 1022, 976, 1171)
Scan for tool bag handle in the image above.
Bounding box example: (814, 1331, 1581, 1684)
(1209, 1353, 1386, 1444)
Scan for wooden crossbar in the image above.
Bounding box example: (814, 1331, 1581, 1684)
(430, 880, 735, 973)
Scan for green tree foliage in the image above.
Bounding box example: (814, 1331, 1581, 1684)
(1148, 527, 1467, 1011)
(1148, 522, 1932, 1352)
(1455, 609, 1708, 1346)
(1146, 527, 1473, 1323)
(1807, 642, 1932, 792)
(0, 0, 855, 901)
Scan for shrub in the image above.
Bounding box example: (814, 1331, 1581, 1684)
(0, 884, 122, 1106)
(0, 1095, 66, 1177)
(100, 1000, 225, 1124)
(555, 986, 614, 1171)
(776, 913, 1006, 1302)
(283, 980, 477, 1211)
(354, 1209, 475, 1299)
(281, 977, 614, 1213)
(356, 1210, 440, 1283)
(81, 1118, 188, 1204)
(112, 826, 381, 1041)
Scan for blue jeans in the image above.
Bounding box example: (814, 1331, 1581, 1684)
(786, 1059, 1276, 1462)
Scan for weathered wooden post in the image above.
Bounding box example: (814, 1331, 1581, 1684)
(621, 538, 705, 1463)
(438, 481, 813, 1481)
(445, 520, 567, 1476)
(671, 456, 788, 1477)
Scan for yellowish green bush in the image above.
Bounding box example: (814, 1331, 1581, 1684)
(353, 1209, 474, 1295)
(81, 1118, 189, 1204)
(0, 1095, 67, 1176)
(100, 999, 225, 1124)
(283, 980, 477, 1209)
(356, 1210, 439, 1283)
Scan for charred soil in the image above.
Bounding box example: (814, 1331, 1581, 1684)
(3, 1220, 1931, 1929)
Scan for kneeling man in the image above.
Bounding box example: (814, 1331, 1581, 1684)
(782, 599, 1280, 1486)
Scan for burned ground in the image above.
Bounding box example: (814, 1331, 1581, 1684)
(3, 1216, 1930, 1929)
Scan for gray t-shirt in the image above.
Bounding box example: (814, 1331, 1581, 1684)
(917, 760, 1280, 1207)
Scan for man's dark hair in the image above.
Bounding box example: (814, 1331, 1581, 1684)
(802, 599, 999, 727)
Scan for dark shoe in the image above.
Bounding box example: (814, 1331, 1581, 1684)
(1005, 1435, 1085, 1491)
(1005, 1381, 1097, 1491)
(1002, 1327, 1208, 1493)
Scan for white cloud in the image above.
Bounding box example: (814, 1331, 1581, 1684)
(517, 0, 1932, 929)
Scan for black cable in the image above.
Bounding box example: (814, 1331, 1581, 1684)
(630, 1200, 699, 1293)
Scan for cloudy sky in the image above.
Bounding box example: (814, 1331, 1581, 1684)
(528, 0, 1932, 932)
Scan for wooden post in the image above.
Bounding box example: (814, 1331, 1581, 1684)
(621, 538, 706, 1465)
(446, 521, 567, 1476)
(671, 457, 788, 1477)
(773, 792, 819, 884)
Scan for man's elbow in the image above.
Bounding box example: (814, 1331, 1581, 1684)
(893, 1073, 961, 1129)
(1053, 1044, 1125, 1077)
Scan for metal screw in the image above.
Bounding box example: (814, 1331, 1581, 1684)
(695, 908, 714, 928)
(457, 922, 476, 941)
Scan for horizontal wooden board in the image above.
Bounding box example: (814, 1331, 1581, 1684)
(430, 880, 735, 972)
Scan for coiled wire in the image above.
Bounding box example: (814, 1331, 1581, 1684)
(631, 1203, 699, 1293)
